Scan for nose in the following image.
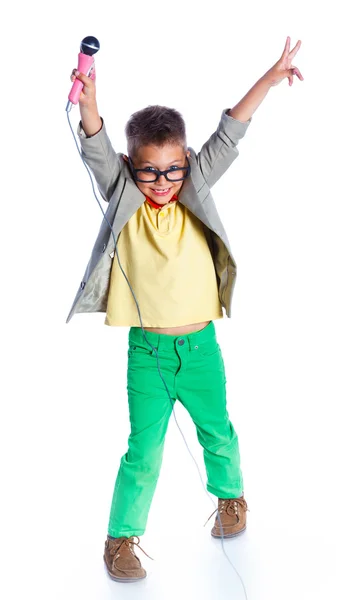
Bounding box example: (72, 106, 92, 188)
(157, 173, 167, 185)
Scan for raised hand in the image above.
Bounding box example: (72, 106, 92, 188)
(264, 36, 304, 87)
(70, 68, 97, 109)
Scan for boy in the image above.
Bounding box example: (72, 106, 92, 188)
(67, 36, 303, 582)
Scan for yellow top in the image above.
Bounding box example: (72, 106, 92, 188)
(104, 198, 223, 327)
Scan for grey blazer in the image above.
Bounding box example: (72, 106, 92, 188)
(66, 108, 252, 324)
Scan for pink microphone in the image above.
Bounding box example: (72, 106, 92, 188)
(66, 36, 100, 112)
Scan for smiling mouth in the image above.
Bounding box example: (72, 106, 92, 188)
(150, 188, 172, 195)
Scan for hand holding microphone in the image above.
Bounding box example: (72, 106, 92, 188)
(70, 69, 97, 110)
(66, 36, 100, 113)
(67, 36, 102, 136)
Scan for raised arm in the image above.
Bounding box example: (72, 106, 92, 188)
(197, 36, 304, 189)
(197, 109, 252, 188)
(72, 70, 122, 203)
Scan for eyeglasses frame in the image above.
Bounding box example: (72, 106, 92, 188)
(128, 155, 191, 183)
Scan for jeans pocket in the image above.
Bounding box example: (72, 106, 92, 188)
(128, 343, 155, 358)
(193, 340, 220, 358)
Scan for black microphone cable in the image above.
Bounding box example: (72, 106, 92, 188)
(66, 107, 249, 600)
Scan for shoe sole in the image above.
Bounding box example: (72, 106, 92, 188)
(103, 556, 147, 582)
(211, 525, 246, 538)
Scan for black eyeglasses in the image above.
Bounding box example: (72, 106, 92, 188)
(128, 156, 191, 183)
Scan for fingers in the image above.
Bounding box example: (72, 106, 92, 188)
(288, 66, 304, 86)
(70, 68, 79, 82)
(70, 69, 93, 84)
(288, 40, 301, 61)
(293, 66, 304, 81)
(281, 36, 291, 59)
(282, 36, 302, 61)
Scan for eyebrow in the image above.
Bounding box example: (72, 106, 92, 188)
(140, 159, 183, 167)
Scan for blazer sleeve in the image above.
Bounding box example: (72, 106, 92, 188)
(77, 117, 122, 203)
(197, 109, 252, 188)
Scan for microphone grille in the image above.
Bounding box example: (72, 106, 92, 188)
(80, 36, 100, 56)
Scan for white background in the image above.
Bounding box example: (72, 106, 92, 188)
(1, 1, 346, 599)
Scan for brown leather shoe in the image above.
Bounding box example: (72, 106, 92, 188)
(204, 495, 250, 538)
(103, 535, 153, 582)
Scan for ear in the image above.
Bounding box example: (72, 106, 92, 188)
(186, 150, 191, 157)
(123, 154, 129, 162)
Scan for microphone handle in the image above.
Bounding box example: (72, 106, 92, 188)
(67, 53, 96, 108)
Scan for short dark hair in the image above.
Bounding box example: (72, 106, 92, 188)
(125, 105, 187, 160)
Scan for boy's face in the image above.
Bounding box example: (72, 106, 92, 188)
(123, 144, 190, 205)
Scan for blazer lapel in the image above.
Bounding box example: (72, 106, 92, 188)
(178, 173, 208, 222)
(111, 176, 146, 237)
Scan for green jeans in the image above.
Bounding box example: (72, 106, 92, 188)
(107, 320, 244, 538)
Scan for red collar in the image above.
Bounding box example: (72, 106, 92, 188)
(145, 193, 179, 210)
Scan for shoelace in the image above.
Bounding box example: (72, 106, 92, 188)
(203, 497, 250, 527)
(109, 535, 154, 561)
